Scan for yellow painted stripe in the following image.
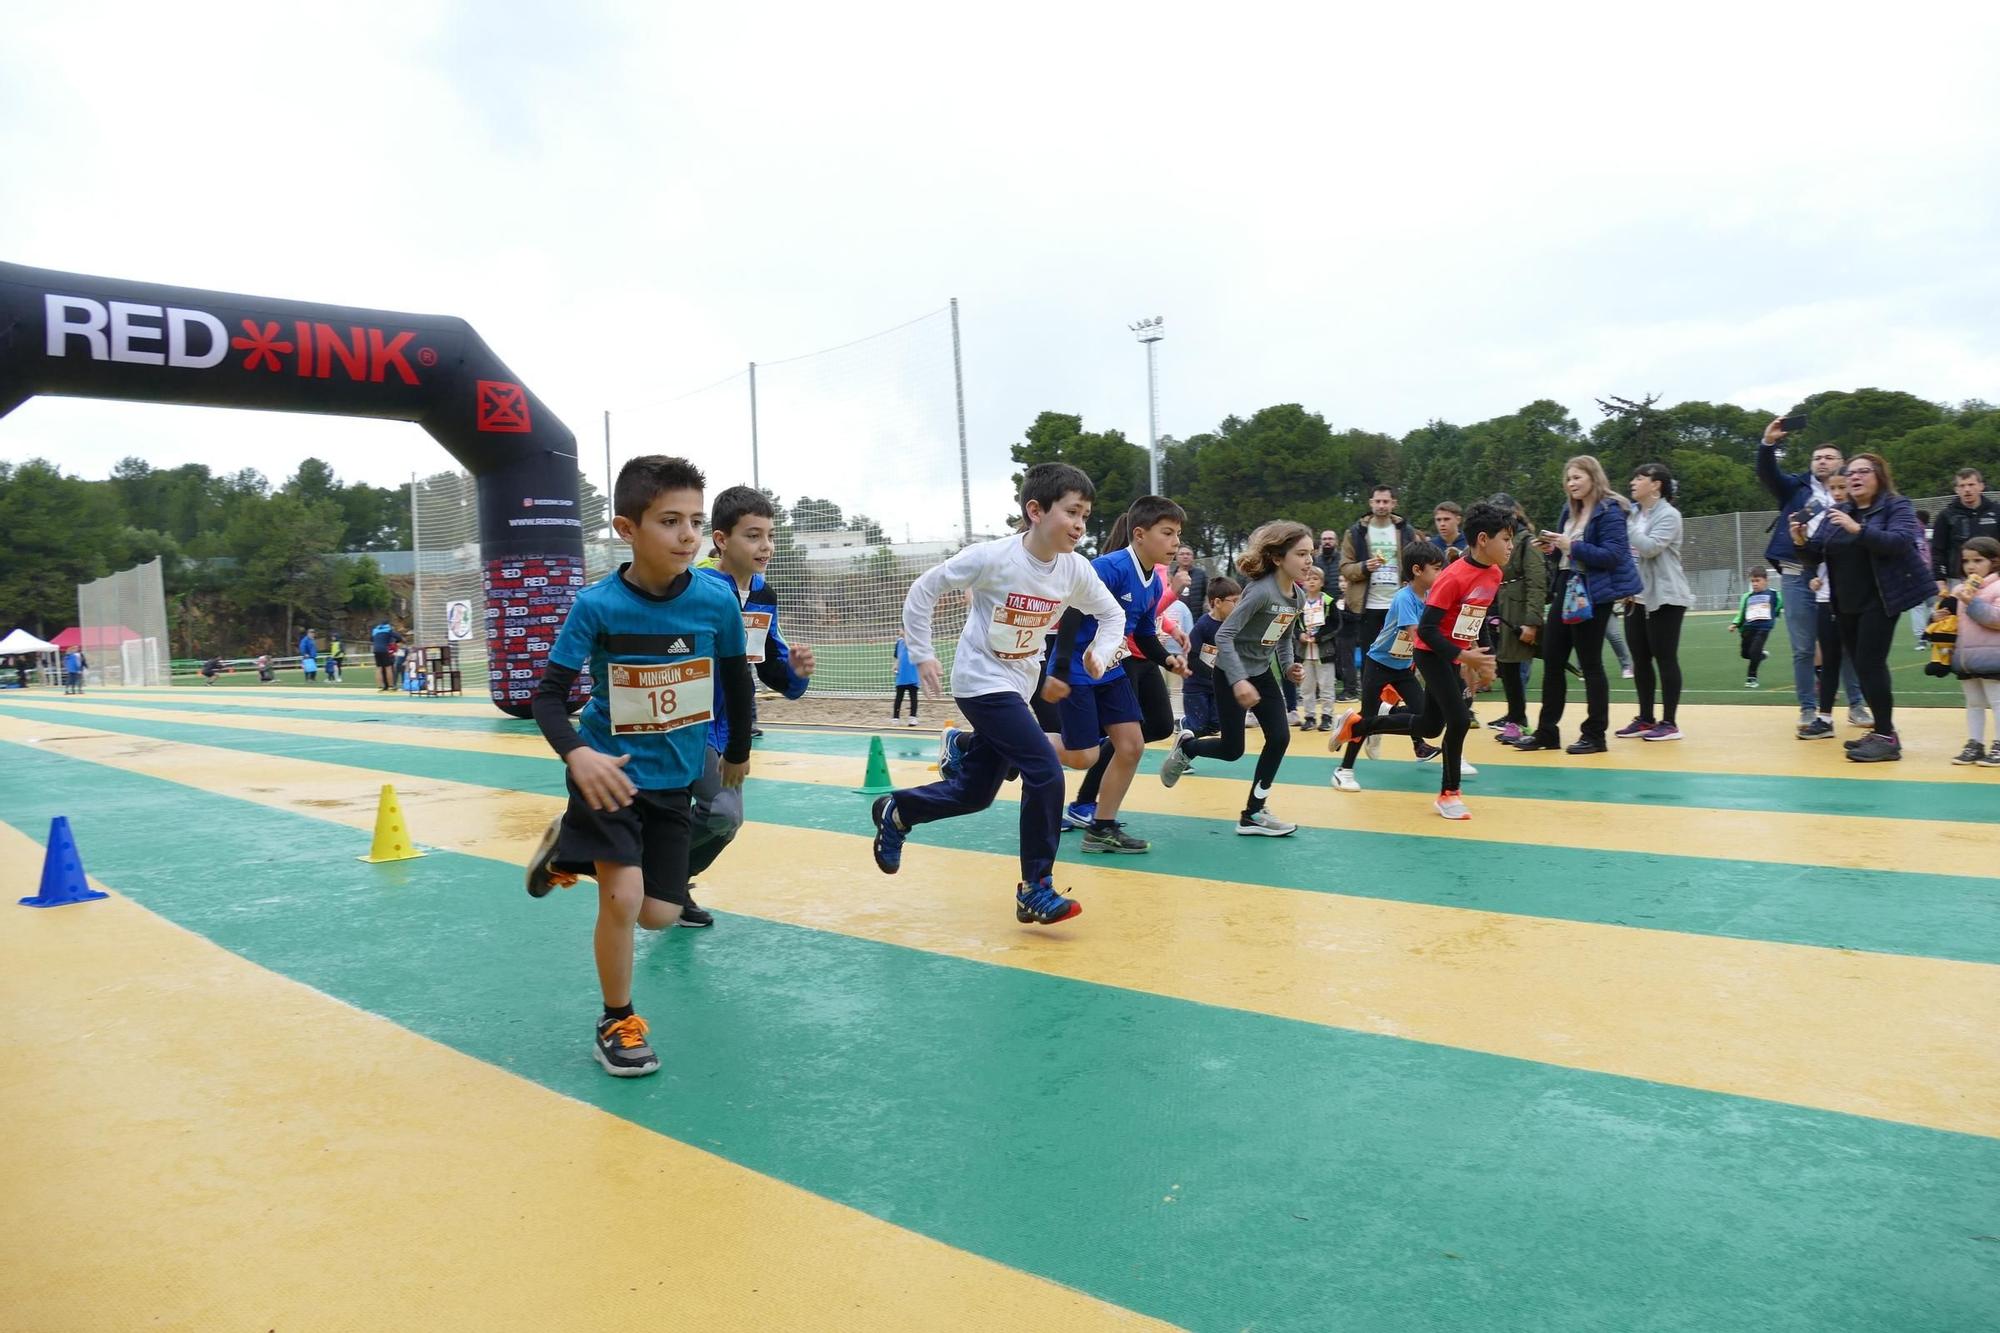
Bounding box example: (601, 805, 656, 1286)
(5, 714, 1993, 1140)
(17, 697, 1998, 878)
(0, 821, 1172, 1332)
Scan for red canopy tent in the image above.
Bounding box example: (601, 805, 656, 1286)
(49, 626, 140, 652)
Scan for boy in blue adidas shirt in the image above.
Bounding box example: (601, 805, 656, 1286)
(524, 455, 756, 1078)
(1046, 496, 1190, 855)
(681, 485, 816, 926)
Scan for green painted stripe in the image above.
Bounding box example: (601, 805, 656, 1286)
(2, 743, 1994, 1333)
(33, 691, 1995, 826)
(3, 700, 1996, 966)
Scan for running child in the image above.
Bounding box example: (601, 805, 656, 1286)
(1731, 567, 1782, 688)
(1178, 577, 1240, 740)
(681, 485, 816, 927)
(1048, 498, 1191, 853)
(522, 455, 755, 1077)
(1331, 502, 1513, 820)
(1158, 520, 1313, 836)
(892, 636, 920, 726)
(1948, 536, 2000, 766)
(869, 463, 1124, 924)
(1330, 542, 1446, 791)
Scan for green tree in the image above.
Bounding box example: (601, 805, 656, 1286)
(1880, 411, 2000, 498)
(341, 555, 393, 614)
(0, 459, 137, 633)
(1186, 405, 1353, 552)
(222, 490, 348, 643)
(1008, 411, 1150, 549)
(1786, 388, 1944, 459)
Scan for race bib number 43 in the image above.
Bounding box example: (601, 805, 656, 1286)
(609, 658, 714, 734)
(988, 592, 1060, 659)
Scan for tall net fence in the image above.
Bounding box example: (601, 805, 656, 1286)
(77, 556, 169, 686)
(605, 302, 976, 696)
(411, 467, 609, 693)
(1681, 492, 1962, 611)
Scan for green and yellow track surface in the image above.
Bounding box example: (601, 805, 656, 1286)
(2, 688, 1996, 1331)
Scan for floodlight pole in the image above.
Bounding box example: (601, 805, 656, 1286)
(1130, 316, 1165, 494)
(951, 298, 972, 545)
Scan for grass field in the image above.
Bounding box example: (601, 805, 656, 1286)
(165, 612, 1963, 709)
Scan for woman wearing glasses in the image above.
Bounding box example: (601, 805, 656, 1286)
(1791, 451, 1935, 762)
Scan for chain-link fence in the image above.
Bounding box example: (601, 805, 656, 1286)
(76, 556, 169, 686)
(1682, 492, 1963, 610)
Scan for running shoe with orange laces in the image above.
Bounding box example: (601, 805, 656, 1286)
(595, 1013, 660, 1077)
(1434, 790, 1471, 821)
(525, 816, 579, 898)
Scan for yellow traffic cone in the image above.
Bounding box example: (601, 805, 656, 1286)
(357, 783, 425, 863)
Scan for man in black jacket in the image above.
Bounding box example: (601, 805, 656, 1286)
(1930, 468, 2000, 594)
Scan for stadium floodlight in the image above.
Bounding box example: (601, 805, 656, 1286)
(1129, 317, 1165, 493)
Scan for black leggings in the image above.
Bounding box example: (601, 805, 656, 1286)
(1498, 658, 1530, 725)
(1341, 657, 1427, 767)
(1533, 581, 1612, 745)
(893, 684, 919, 718)
(1355, 651, 1473, 791)
(1075, 658, 1177, 804)
(1815, 602, 1843, 716)
(1186, 670, 1290, 814)
(1627, 603, 1686, 725)
(1837, 605, 1897, 735)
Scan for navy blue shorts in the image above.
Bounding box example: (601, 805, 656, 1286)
(1055, 673, 1142, 751)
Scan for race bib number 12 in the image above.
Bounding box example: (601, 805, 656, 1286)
(988, 592, 1060, 659)
(609, 658, 714, 735)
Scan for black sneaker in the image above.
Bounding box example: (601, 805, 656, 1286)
(1796, 718, 1835, 740)
(1564, 737, 1609, 755)
(525, 816, 575, 898)
(1954, 740, 1985, 766)
(1081, 822, 1149, 854)
(1847, 732, 1902, 763)
(595, 1014, 661, 1077)
(678, 900, 715, 928)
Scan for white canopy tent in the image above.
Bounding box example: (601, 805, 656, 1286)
(0, 628, 59, 655)
(0, 627, 62, 688)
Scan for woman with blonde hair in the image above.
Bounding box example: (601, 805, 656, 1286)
(1160, 520, 1312, 836)
(1510, 455, 1642, 755)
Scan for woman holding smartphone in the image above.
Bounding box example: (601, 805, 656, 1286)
(1509, 455, 1643, 755)
(1617, 462, 1693, 741)
(1791, 452, 1933, 762)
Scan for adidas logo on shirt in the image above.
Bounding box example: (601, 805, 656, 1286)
(666, 637, 691, 654)
(1120, 592, 1134, 602)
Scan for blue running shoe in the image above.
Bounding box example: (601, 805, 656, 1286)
(1015, 875, 1082, 924)
(1061, 801, 1096, 832)
(871, 794, 906, 874)
(937, 726, 968, 782)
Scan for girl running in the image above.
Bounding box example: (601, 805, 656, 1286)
(1159, 520, 1311, 836)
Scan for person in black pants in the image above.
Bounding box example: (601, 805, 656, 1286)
(1617, 462, 1693, 742)
(1510, 456, 1643, 755)
(1793, 452, 1935, 762)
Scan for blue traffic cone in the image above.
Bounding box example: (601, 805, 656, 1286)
(18, 816, 109, 908)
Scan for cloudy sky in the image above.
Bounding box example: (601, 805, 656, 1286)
(4, 1, 1996, 540)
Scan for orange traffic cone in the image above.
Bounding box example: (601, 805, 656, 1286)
(357, 784, 424, 863)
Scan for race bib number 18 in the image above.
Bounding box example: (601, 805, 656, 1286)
(988, 592, 1060, 659)
(609, 658, 714, 734)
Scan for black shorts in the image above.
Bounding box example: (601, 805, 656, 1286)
(373, 650, 394, 668)
(552, 778, 693, 902)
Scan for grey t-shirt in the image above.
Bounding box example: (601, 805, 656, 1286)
(1213, 573, 1304, 685)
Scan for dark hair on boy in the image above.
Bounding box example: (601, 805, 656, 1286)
(615, 455, 706, 523)
(1205, 575, 1241, 603)
(1461, 500, 1512, 544)
(1018, 462, 1094, 522)
(1433, 499, 1463, 516)
(1747, 566, 1768, 580)
(1400, 541, 1444, 581)
(712, 485, 776, 537)
(1128, 495, 1187, 532)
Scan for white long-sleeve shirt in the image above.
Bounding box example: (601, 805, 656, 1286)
(903, 534, 1124, 700)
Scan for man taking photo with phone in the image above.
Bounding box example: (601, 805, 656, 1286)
(1757, 416, 1868, 730)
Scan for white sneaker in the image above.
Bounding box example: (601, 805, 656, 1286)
(1158, 730, 1195, 788)
(1620, 666, 1635, 679)
(1286, 710, 1302, 727)
(905, 717, 920, 728)
(1459, 758, 1479, 778)
(1435, 790, 1471, 820)
(1364, 733, 1382, 761)
(1236, 808, 1298, 836)
(1330, 768, 1361, 792)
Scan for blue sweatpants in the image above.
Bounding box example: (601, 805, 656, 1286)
(892, 690, 1063, 884)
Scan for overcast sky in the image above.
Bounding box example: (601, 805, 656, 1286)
(4, 1, 1996, 539)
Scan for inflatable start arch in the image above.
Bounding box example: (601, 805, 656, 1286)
(0, 261, 586, 717)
